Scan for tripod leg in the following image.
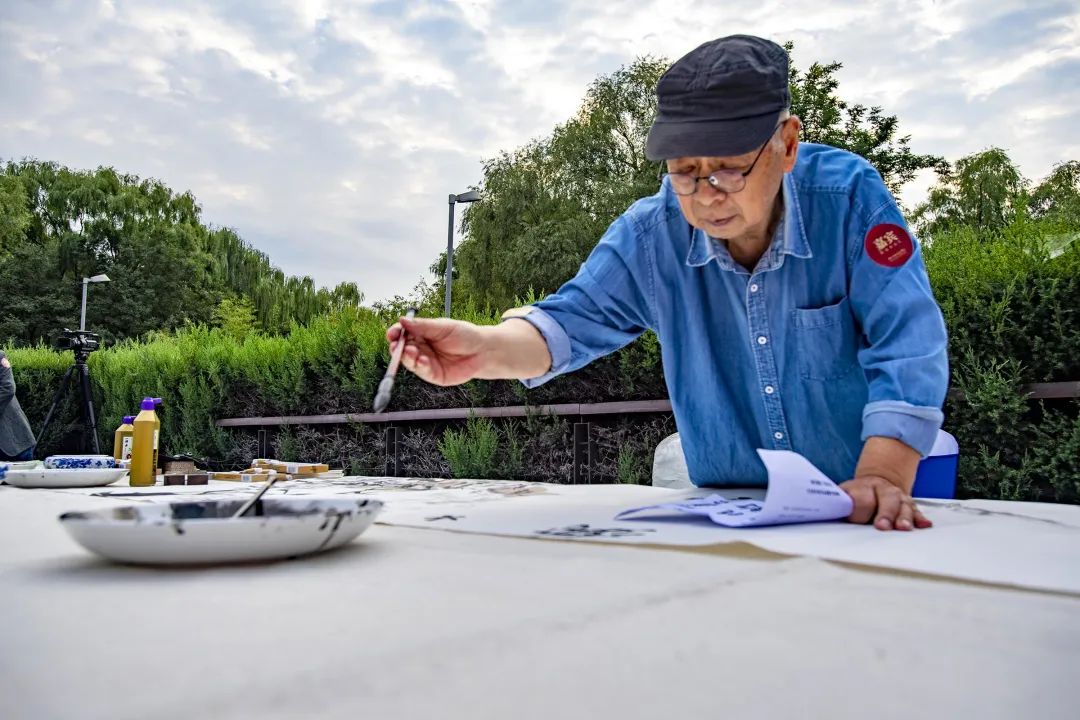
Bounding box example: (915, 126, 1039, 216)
(79, 362, 101, 455)
(38, 364, 76, 454)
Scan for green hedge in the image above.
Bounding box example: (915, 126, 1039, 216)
(7, 221, 1078, 501)
(8, 304, 666, 470)
(924, 217, 1080, 502)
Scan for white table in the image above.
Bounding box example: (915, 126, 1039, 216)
(2, 483, 1079, 720)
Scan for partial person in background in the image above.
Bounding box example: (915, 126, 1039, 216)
(0, 350, 37, 461)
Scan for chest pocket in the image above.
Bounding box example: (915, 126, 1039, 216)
(791, 296, 860, 381)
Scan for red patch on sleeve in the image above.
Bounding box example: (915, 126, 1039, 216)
(864, 223, 913, 268)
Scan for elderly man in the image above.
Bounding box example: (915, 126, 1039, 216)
(0, 350, 37, 462)
(388, 35, 948, 531)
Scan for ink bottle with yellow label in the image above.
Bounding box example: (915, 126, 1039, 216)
(113, 416, 135, 463)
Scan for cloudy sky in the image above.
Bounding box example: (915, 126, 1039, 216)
(2, 0, 1077, 301)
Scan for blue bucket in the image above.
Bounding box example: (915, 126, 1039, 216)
(912, 430, 959, 499)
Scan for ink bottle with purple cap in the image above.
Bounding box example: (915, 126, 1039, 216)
(113, 415, 136, 463)
(130, 398, 162, 487)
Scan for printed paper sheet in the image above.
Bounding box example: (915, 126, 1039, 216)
(617, 450, 852, 527)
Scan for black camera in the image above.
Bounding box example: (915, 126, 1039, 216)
(54, 329, 101, 354)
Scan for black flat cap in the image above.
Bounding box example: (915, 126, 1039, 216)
(645, 35, 790, 161)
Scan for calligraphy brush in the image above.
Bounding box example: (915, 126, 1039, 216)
(373, 307, 416, 413)
(232, 475, 281, 519)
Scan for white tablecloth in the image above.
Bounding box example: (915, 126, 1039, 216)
(2, 480, 1079, 719)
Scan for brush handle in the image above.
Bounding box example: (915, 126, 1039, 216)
(232, 475, 281, 519)
(373, 308, 416, 412)
(384, 309, 414, 377)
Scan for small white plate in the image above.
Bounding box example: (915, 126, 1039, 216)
(3, 468, 128, 488)
(59, 497, 382, 565)
(1, 460, 42, 470)
(0, 460, 43, 477)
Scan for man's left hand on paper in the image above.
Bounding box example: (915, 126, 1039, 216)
(839, 474, 933, 531)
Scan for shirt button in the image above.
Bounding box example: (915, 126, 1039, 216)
(757, 336, 767, 345)
(750, 283, 759, 293)
(765, 386, 775, 394)
(774, 432, 784, 440)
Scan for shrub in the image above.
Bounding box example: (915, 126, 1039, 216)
(438, 413, 500, 479)
(925, 217, 1079, 502)
(616, 443, 646, 485)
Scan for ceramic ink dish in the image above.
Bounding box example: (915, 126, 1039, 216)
(2, 467, 128, 488)
(59, 497, 382, 565)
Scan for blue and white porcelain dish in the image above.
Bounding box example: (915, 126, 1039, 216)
(44, 455, 117, 470)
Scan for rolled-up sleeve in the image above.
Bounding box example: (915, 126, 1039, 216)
(849, 198, 949, 457)
(507, 308, 572, 387)
(512, 214, 657, 388)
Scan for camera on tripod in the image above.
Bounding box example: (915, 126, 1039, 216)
(39, 329, 105, 456)
(54, 329, 101, 354)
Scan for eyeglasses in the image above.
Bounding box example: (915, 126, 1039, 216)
(661, 121, 786, 196)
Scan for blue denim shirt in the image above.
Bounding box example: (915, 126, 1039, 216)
(516, 143, 949, 487)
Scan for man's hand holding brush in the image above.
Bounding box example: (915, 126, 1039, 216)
(383, 314, 552, 389)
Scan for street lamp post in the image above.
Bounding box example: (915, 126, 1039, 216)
(445, 189, 482, 317)
(80, 274, 110, 331)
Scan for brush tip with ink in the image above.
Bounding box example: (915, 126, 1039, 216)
(372, 377, 393, 414)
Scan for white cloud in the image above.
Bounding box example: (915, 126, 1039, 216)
(127, 5, 301, 87)
(964, 16, 1080, 100)
(1, 0, 1077, 302)
(285, 0, 331, 30)
(323, 7, 460, 92)
(228, 117, 275, 151)
(81, 128, 115, 146)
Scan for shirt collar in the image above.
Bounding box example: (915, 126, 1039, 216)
(684, 173, 812, 273)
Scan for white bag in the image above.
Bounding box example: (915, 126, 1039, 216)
(651, 433, 694, 489)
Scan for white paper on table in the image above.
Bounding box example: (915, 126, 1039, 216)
(616, 449, 853, 527)
(32, 465, 1080, 594)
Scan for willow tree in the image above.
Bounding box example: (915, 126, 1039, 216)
(912, 149, 1029, 237)
(0, 160, 364, 345)
(0, 161, 217, 345)
(1029, 160, 1080, 223)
